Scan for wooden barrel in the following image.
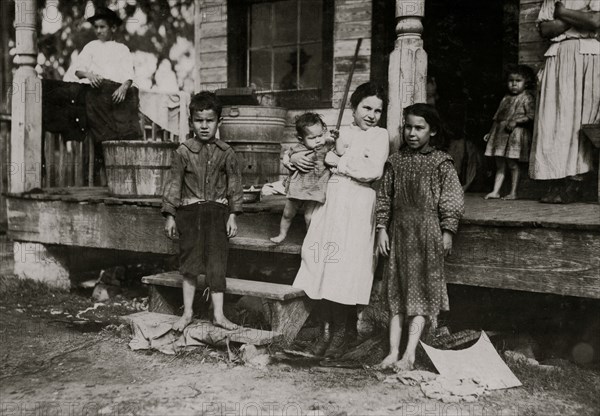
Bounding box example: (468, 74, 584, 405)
(102, 140, 178, 197)
(219, 106, 287, 186)
(219, 106, 287, 143)
(229, 143, 282, 186)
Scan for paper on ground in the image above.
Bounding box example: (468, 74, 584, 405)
(421, 331, 521, 390)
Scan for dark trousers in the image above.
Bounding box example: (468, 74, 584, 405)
(175, 202, 229, 292)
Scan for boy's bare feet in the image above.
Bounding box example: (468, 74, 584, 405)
(484, 192, 501, 200)
(172, 313, 193, 332)
(502, 193, 517, 200)
(376, 352, 399, 370)
(213, 315, 239, 331)
(393, 356, 415, 372)
(270, 234, 286, 244)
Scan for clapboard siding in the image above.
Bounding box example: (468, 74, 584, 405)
(332, 0, 372, 108)
(519, 0, 550, 72)
(196, 0, 228, 91)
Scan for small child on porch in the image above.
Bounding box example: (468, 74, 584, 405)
(270, 113, 336, 244)
(484, 65, 536, 200)
(162, 92, 244, 332)
(375, 104, 464, 371)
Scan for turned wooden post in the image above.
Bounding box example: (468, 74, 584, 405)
(387, 0, 427, 153)
(10, 0, 42, 193)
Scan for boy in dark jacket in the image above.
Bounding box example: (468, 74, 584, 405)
(162, 92, 243, 331)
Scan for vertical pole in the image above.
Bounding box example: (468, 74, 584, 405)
(387, 0, 427, 153)
(10, 0, 42, 193)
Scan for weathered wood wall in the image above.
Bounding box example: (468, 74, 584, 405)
(195, 0, 228, 92)
(519, 0, 549, 72)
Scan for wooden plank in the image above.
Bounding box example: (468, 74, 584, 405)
(142, 271, 305, 301)
(447, 225, 600, 299)
(198, 36, 227, 54)
(335, 21, 371, 40)
(519, 21, 543, 43)
(198, 52, 227, 69)
(520, 1, 542, 23)
(199, 21, 227, 38)
(199, 67, 228, 84)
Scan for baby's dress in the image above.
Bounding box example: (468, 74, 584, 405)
(286, 143, 332, 203)
(484, 91, 535, 161)
(375, 147, 464, 317)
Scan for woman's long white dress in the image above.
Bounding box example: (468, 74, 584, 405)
(529, 0, 600, 179)
(293, 125, 389, 305)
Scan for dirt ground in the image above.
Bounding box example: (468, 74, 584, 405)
(1, 275, 599, 416)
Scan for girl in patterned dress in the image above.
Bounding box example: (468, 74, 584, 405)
(484, 65, 536, 200)
(375, 104, 464, 371)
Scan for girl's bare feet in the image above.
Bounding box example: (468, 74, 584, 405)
(376, 352, 399, 370)
(484, 192, 501, 200)
(393, 356, 415, 372)
(213, 315, 239, 331)
(172, 313, 193, 332)
(501, 193, 517, 200)
(270, 234, 286, 244)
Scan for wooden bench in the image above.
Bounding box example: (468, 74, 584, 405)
(142, 271, 311, 343)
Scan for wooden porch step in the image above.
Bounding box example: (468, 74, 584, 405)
(142, 271, 311, 344)
(142, 271, 305, 301)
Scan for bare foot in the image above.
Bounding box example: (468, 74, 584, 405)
(484, 192, 501, 200)
(393, 357, 415, 372)
(502, 193, 517, 200)
(270, 234, 286, 244)
(213, 316, 239, 331)
(375, 352, 399, 370)
(172, 313, 193, 332)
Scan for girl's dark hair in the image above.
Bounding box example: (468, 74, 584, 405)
(295, 112, 326, 139)
(349, 82, 387, 111)
(403, 103, 447, 150)
(506, 64, 537, 90)
(189, 91, 223, 118)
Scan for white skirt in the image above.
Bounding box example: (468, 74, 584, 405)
(293, 174, 376, 305)
(529, 39, 600, 179)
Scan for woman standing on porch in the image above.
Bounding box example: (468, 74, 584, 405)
(530, 0, 600, 203)
(290, 82, 389, 358)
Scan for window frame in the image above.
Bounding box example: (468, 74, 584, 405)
(227, 0, 334, 109)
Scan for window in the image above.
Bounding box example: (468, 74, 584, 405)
(228, 0, 333, 108)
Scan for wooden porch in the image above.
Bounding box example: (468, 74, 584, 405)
(6, 188, 600, 299)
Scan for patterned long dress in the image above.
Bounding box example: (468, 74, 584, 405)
(375, 146, 464, 317)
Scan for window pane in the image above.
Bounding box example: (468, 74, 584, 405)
(298, 43, 321, 89)
(300, 0, 322, 42)
(250, 49, 272, 90)
(250, 3, 271, 48)
(273, 47, 298, 90)
(273, 0, 298, 46)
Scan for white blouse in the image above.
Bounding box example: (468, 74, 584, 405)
(336, 125, 390, 183)
(65, 40, 134, 84)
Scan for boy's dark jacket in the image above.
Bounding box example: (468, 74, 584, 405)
(161, 137, 243, 217)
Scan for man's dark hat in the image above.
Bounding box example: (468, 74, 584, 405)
(87, 7, 123, 26)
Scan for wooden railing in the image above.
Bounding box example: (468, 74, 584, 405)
(41, 94, 187, 188)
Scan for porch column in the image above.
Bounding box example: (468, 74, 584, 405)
(10, 0, 42, 193)
(387, 0, 427, 152)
